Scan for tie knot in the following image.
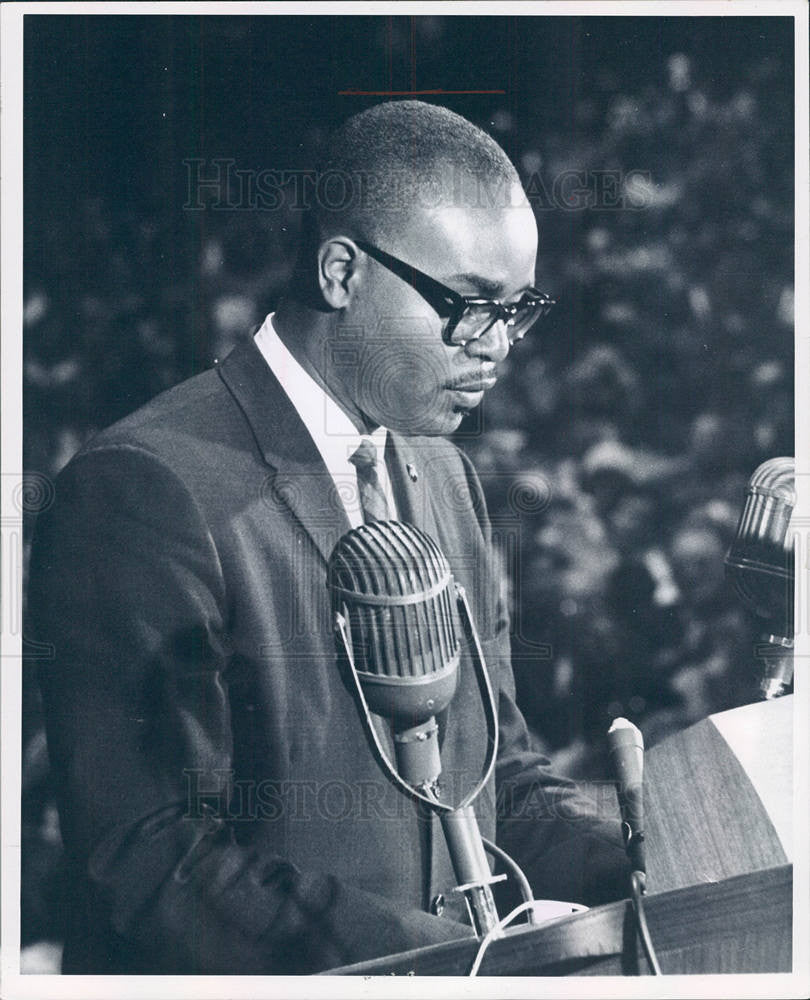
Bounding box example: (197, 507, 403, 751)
(349, 437, 378, 471)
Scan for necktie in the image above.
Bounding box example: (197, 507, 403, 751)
(349, 437, 390, 523)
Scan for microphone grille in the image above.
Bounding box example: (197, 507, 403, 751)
(328, 521, 460, 679)
(329, 520, 451, 599)
(748, 456, 796, 504)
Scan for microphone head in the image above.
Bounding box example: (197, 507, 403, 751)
(608, 716, 644, 745)
(607, 718, 644, 789)
(724, 457, 795, 637)
(328, 521, 460, 724)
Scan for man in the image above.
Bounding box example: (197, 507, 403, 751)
(29, 101, 628, 974)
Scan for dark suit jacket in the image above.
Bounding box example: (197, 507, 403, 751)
(28, 336, 628, 974)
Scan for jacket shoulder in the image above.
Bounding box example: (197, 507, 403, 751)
(85, 366, 228, 452)
(69, 361, 263, 490)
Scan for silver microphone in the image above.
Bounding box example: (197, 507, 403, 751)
(607, 717, 646, 879)
(328, 520, 505, 937)
(328, 519, 461, 785)
(725, 457, 795, 698)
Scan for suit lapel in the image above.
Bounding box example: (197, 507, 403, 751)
(386, 433, 442, 543)
(217, 337, 351, 565)
(218, 337, 454, 564)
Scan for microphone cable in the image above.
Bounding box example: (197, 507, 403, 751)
(467, 899, 588, 976)
(467, 901, 536, 976)
(631, 871, 662, 976)
(466, 880, 661, 978)
(480, 835, 535, 923)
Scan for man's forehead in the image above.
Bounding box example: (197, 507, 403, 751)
(396, 191, 538, 290)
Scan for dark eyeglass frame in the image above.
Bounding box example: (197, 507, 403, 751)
(354, 239, 555, 346)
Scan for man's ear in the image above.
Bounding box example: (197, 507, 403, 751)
(317, 237, 362, 309)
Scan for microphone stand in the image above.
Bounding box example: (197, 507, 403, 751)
(423, 790, 504, 938)
(756, 633, 793, 701)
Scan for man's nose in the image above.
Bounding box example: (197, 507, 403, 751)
(464, 318, 510, 364)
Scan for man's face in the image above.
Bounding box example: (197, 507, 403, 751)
(337, 181, 539, 436)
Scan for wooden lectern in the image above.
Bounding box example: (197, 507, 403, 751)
(325, 697, 793, 976)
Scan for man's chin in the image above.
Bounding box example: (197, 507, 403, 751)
(366, 393, 476, 437)
(387, 410, 466, 438)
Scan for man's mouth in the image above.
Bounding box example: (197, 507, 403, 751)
(446, 375, 498, 394)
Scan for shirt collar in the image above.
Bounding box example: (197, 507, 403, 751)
(253, 314, 388, 473)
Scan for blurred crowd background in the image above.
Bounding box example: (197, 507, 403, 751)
(21, 15, 794, 967)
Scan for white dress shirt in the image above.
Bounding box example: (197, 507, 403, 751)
(254, 314, 397, 528)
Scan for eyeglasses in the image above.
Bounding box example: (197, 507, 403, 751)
(354, 239, 555, 347)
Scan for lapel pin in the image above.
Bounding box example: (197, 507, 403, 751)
(406, 463, 419, 483)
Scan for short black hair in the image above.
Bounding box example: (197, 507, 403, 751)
(312, 100, 521, 242)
